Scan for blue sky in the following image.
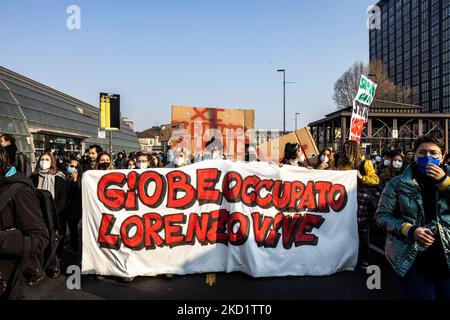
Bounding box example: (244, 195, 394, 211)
(0, 0, 375, 132)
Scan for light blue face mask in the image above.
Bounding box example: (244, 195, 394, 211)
(67, 166, 77, 174)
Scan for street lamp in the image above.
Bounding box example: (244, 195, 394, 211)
(277, 69, 286, 133)
(294, 112, 301, 131)
(277, 69, 295, 134)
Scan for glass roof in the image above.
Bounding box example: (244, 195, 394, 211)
(0, 67, 141, 155)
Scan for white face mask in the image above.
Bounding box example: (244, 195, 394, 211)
(40, 161, 51, 170)
(392, 160, 403, 170)
(137, 162, 148, 169)
(320, 155, 329, 163)
(298, 154, 306, 162)
(128, 165, 135, 169)
(174, 156, 185, 167)
(383, 159, 391, 167)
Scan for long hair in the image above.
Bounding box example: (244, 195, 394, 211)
(95, 152, 115, 170)
(34, 151, 58, 175)
(282, 143, 299, 162)
(150, 153, 163, 168)
(0, 146, 11, 174)
(316, 148, 335, 169)
(339, 141, 364, 169)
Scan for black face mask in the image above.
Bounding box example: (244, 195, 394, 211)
(98, 163, 109, 170)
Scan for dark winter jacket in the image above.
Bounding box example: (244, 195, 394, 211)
(0, 171, 49, 299)
(62, 177, 82, 220)
(30, 174, 67, 218)
(376, 163, 450, 277)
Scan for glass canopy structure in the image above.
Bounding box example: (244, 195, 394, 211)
(0, 66, 141, 161)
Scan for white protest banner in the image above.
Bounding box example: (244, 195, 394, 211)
(355, 75, 377, 106)
(82, 160, 358, 278)
(349, 75, 377, 142)
(349, 99, 370, 142)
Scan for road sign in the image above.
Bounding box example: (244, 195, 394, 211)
(99, 93, 121, 130)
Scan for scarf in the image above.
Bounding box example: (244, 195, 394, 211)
(38, 169, 65, 199)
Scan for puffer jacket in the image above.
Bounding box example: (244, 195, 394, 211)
(337, 158, 380, 186)
(376, 164, 450, 277)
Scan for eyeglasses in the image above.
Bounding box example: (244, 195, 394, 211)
(69, 165, 77, 168)
(417, 150, 442, 157)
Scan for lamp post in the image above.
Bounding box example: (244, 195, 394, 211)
(294, 112, 301, 131)
(277, 69, 286, 133)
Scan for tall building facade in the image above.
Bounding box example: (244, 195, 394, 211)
(370, 0, 450, 113)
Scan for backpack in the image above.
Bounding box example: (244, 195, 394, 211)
(0, 183, 60, 281)
(15, 152, 32, 177)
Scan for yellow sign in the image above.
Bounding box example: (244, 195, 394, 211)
(100, 95, 111, 129)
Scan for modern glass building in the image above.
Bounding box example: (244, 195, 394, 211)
(0, 66, 141, 161)
(370, 0, 450, 113)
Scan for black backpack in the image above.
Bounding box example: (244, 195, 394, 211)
(0, 183, 60, 279)
(14, 152, 32, 177)
(32, 188, 60, 272)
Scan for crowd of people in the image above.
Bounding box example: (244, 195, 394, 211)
(1, 132, 449, 300)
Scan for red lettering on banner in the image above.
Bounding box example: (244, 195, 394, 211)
(264, 213, 283, 247)
(143, 213, 165, 248)
(254, 179, 273, 208)
(297, 181, 316, 211)
(207, 209, 228, 244)
(138, 171, 166, 208)
(328, 184, 347, 212)
(282, 214, 301, 249)
(166, 171, 196, 209)
(228, 212, 249, 245)
(315, 181, 332, 212)
(288, 181, 305, 211)
(185, 213, 210, 245)
(164, 213, 186, 248)
(272, 181, 291, 211)
(251, 212, 272, 246)
(120, 215, 144, 250)
(97, 173, 126, 211)
(197, 169, 222, 205)
(294, 214, 325, 246)
(98, 213, 120, 249)
(241, 175, 261, 206)
(222, 171, 243, 202)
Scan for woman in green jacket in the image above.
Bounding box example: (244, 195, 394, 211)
(376, 136, 450, 300)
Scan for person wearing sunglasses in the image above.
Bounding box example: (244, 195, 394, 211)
(376, 136, 450, 300)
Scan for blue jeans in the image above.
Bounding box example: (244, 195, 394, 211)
(397, 264, 450, 300)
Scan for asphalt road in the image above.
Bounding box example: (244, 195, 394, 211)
(24, 240, 404, 300)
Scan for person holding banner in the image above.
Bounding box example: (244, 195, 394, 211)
(281, 143, 311, 168)
(165, 149, 188, 168)
(150, 153, 163, 168)
(315, 148, 335, 170)
(126, 159, 136, 169)
(95, 152, 115, 170)
(376, 136, 450, 300)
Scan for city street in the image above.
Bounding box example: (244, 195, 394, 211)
(25, 243, 403, 300)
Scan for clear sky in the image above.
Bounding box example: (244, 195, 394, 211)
(0, 0, 375, 132)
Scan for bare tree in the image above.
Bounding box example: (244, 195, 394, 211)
(333, 62, 367, 109)
(333, 59, 411, 109)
